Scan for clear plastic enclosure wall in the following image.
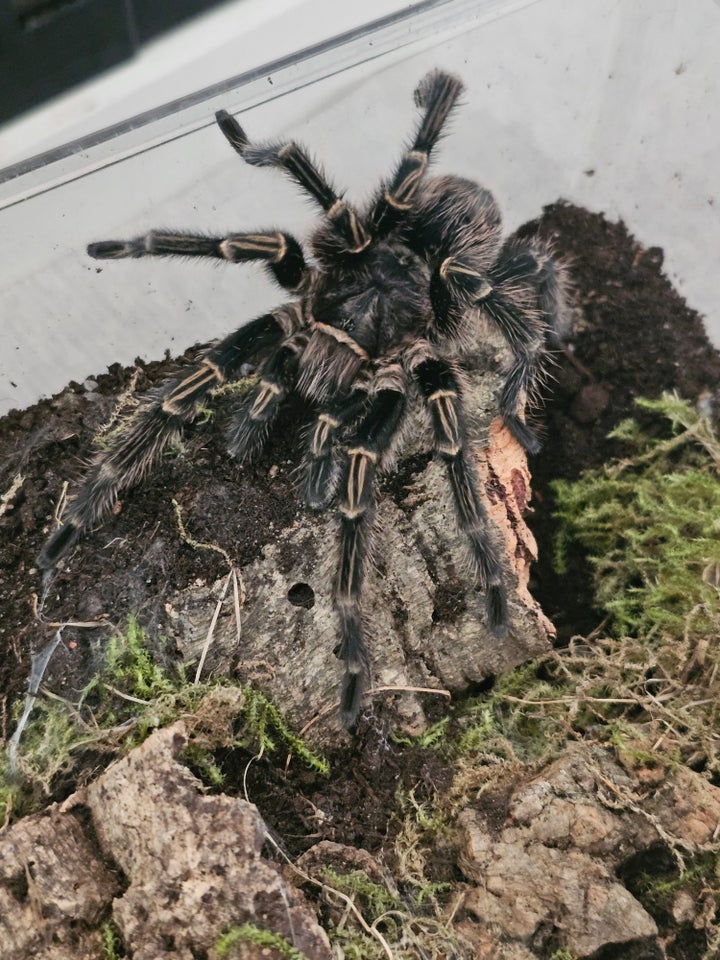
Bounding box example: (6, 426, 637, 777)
(1, 0, 718, 416)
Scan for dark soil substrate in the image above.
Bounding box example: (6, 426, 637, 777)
(517, 203, 720, 639)
(1, 204, 719, 944)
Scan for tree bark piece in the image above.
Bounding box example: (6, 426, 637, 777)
(84, 722, 331, 960)
(0, 806, 120, 960)
(456, 744, 720, 957)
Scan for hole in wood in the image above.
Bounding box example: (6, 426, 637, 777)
(287, 582, 315, 609)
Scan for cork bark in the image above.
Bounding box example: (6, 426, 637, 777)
(164, 320, 555, 745)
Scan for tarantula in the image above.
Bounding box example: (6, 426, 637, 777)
(38, 70, 567, 727)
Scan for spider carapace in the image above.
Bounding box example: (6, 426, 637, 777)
(38, 70, 568, 727)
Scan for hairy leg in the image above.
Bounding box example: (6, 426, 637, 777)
(226, 330, 309, 461)
(488, 235, 572, 451)
(88, 229, 312, 291)
(409, 346, 508, 629)
(406, 176, 550, 451)
(333, 365, 407, 726)
(370, 70, 465, 239)
(37, 305, 303, 569)
(215, 109, 370, 254)
(304, 378, 371, 509)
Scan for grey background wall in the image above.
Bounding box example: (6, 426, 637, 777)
(1, 0, 718, 417)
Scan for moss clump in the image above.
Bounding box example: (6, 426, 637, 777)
(429, 395, 720, 781)
(101, 921, 125, 960)
(627, 851, 719, 918)
(315, 860, 464, 960)
(1, 617, 326, 824)
(553, 393, 720, 638)
(215, 923, 310, 959)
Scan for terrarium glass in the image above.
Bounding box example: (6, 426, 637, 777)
(0, 0, 717, 416)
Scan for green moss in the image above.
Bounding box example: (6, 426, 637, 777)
(444, 394, 720, 776)
(629, 851, 719, 918)
(553, 393, 720, 639)
(454, 664, 570, 765)
(321, 866, 399, 921)
(240, 687, 329, 775)
(2, 618, 326, 822)
(101, 921, 125, 959)
(103, 615, 181, 700)
(318, 859, 461, 960)
(215, 923, 309, 959)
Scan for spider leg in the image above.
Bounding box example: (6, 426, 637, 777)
(226, 330, 308, 461)
(88, 230, 311, 291)
(215, 110, 370, 254)
(434, 270, 547, 454)
(334, 365, 407, 727)
(36, 305, 303, 569)
(304, 379, 371, 510)
(410, 348, 508, 630)
(441, 265, 547, 452)
(486, 235, 572, 452)
(478, 286, 547, 454)
(370, 70, 464, 239)
(407, 176, 548, 452)
(494, 235, 573, 346)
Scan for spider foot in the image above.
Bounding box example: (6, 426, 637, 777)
(37, 520, 80, 569)
(339, 668, 365, 730)
(504, 414, 542, 455)
(215, 109, 249, 153)
(215, 110, 301, 169)
(334, 605, 370, 728)
(486, 582, 508, 636)
(88, 240, 142, 259)
(413, 68, 464, 110)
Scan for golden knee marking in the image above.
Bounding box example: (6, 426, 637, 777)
(346, 213, 371, 253)
(249, 380, 282, 418)
(339, 505, 365, 520)
(272, 232, 287, 264)
(314, 322, 370, 360)
(220, 234, 285, 262)
(162, 363, 221, 414)
(427, 388, 458, 403)
(384, 191, 412, 212)
(439, 258, 492, 295)
(318, 413, 341, 428)
(328, 200, 370, 253)
(430, 394, 461, 455)
(407, 149, 428, 164)
(201, 358, 225, 382)
(311, 413, 342, 456)
(391, 151, 428, 206)
(346, 447, 378, 462)
(344, 449, 377, 516)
